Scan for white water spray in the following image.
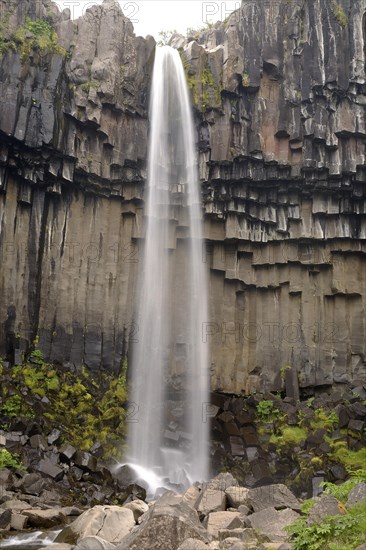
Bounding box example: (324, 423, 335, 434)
(127, 46, 210, 489)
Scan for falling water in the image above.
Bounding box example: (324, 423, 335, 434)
(127, 46, 209, 488)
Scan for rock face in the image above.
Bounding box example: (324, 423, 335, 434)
(0, 0, 365, 392)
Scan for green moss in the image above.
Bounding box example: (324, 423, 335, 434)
(331, 1, 348, 28)
(0, 17, 68, 62)
(179, 49, 222, 111)
(242, 70, 250, 87)
(332, 447, 366, 471)
(310, 408, 338, 431)
(270, 426, 308, 447)
(8, 352, 128, 459)
(80, 80, 99, 93)
(0, 449, 24, 470)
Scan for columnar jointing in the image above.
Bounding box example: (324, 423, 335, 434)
(128, 47, 210, 489)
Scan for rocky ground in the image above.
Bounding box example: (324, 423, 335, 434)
(1, 470, 365, 550)
(0, 357, 365, 548)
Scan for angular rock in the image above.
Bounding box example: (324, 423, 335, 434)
(206, 511, 241, 538)
(10, 512, 28, 530)
(0, 509, 12, 529)
(36, 459, 64, 481)
(218, 528, 257, 543)
(248, 507, 300, 542)
(347, 483, 366, 508)
(59, 444, 77, 463)
(74, 536, 116, 550)
(115, 491, 208, 550)
(247, 484, 300, 512)
(124, 499, 149, 521)
(23, 508, 67, 528)
(307, 495, 344, 525)
(56, 505, 135, 545)
(177, 539, 208, 550)
(195, 473, 237, 516)
(47, 429, 62, 446)
(225, 486, 250, 508)
(73, 452, 97, 472)
(15, 473, 47, 496)
(1, 500, 32, 511)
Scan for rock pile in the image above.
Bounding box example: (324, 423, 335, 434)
(3, 472, 364, 550)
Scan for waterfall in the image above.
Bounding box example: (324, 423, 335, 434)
(127, 46, 210, 489)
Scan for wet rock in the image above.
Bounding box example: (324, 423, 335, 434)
(56, 505, 135, 545)
(248, 507, 299, 542)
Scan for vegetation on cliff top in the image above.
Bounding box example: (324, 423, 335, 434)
(0, 17, 68, 61)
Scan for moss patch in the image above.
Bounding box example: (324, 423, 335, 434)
(0, 17, 68, 62)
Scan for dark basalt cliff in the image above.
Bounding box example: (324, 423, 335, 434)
(0, 0, 365, 393)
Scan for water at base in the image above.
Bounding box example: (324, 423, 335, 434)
(0, 530, 61, 549)
(127, 45, 210, 492)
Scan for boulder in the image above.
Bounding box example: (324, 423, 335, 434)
(248, 507, 299, 542)
(15, 473, 47, 496)
(56, 505, 135, 545)
(247, 484, 300, 512)
(124, 499, 148, 521)
(36, 459, 64, 481)
(115, 491, 209, 550)
(218, 528, 257, 544)
(43, 545, 73, 550)
(307, 495, 344, 525)
(0, 500, 32, 511)
(10, 512, 28, 530)
(347, 482, 366, 508)
(177, 539, 208, 550)
(183, 485, 201, 508)
(216, 538, 250, 549)
(195, 474, 237, 516)
(0, 509, 12, 530)
(206, 511, 241, 538)
(0, 469, 13, 491)
(74, 536, 116, 550)
(23, 508, 67, 528)
(225, 486, 250, 508)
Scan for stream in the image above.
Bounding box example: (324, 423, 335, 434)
(0, 530, 61, 550)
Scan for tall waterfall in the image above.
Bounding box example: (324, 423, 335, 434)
(127, 46, 209, 489)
